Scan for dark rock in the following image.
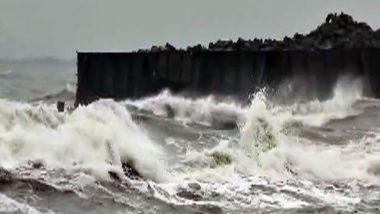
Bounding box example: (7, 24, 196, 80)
(138, 13, 379, 53)
(188, 182, 201, 191)
(151, 46, 160, 52)
(0, 168, 12, 185)
(26, 179, 53, 192)
(375, 29, 380, 38)
(190, 44, 205, 54)
(164, 104, 175, 118)
(122, 162, 142, 180)
(165, 43, 176, 52)
(32, 161, 43, 169)
(108, 170, 121, 181)
(57, 101, 65, 112)
(108, 161, 142, 181)
(176, 187, 202, 201)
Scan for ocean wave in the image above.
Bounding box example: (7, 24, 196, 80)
(123, 90, 246, 129)
(272, 76, 364, 127)
(30, 82, 76, 104)
(0, 99, 169, 183)
(123, 75, 366, 132)
(0, 192, 44, 214)
(174, 82, 380, 184)
(1, 76, 380, 212)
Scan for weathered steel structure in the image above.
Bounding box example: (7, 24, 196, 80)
(75, 49, 380, 105)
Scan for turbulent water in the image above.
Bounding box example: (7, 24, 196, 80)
(1, 60, 380, 213)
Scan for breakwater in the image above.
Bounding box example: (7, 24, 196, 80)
(75, 13, 380, 105)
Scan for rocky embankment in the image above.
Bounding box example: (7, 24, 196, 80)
(138, 13, 380, 52)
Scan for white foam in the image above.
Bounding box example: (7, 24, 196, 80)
(0, 99, 169, 182)
(0, 76, 378, 211)
(273, 76, 364, 127)
(65, 82, 76, 93)
(239, 90, 282, 159)
(124, 90, 246, 127)
(177, 78, 380, 183)
(233, 78, 380, 183)
(123, 75, 364, 130)
(0, 193, 45, 214)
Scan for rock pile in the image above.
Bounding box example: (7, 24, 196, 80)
(138, 13, 380, 52)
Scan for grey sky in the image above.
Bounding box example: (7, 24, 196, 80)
(0, 0, 379, 59)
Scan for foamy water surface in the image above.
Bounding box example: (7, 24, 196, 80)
(0, 69, 380, 213)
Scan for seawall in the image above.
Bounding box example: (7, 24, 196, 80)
(75, 48, 380, 105)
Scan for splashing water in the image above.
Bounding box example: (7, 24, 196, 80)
(124, 90, 246, 128)
(1, 76, 380, 213)
(273, 76, 364, 127)
(0, 99, 168, 182)
(239, 90, 280, 160)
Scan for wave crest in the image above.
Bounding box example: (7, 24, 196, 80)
(0, 99, 169, 182)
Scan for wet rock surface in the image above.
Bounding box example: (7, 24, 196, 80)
(121, 162, 142, 180)
(0, 168, 13, 185)
(176, 187, 203, 201)
(108, 162, 143, 181)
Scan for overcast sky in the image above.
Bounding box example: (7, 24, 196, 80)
(0, 0, 379, 59)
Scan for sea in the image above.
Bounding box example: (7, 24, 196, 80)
(1, 59, 380, 213)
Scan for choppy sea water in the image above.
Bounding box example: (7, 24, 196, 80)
(1, 60, 380, 213)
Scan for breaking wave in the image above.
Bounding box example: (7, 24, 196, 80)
(1, 76, 380, 213)
(123, 90, 246, 128)
(178, 77, 380, 184)
(0, 99, 168, 182)
(123, 76, 365, 131)
(273, 76, 364, 127)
